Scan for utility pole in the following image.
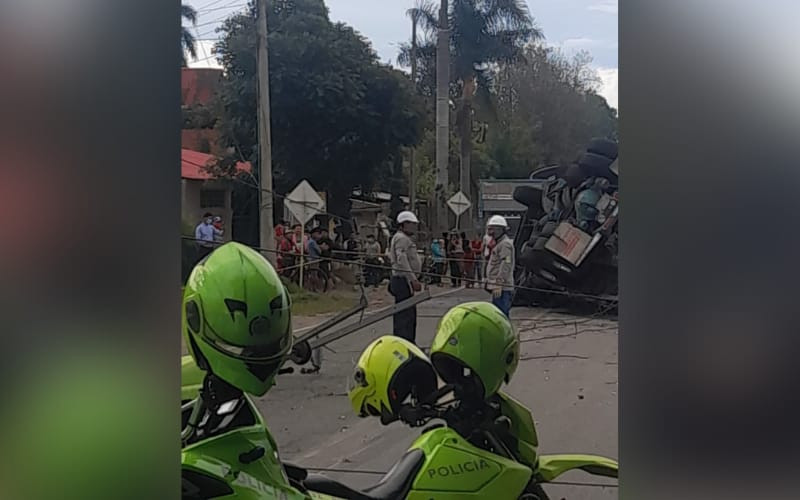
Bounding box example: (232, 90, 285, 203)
(434, 0, 450, 235)
(408, 13, 418, 214)
(256, 0, 276, 265)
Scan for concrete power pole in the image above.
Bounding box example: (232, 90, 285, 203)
(256, 0, 276, 265)
(434, 0, 450, 235)
(408, 13, 418, 215)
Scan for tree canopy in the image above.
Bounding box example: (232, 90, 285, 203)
(209, 0, 617, 230)
(213, 0, 425, 217)
(396, 1, 616, 194)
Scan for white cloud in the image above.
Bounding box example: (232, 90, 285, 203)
(563, 37, 599, 48)
(595, 67, 618, 110)
(588, 0, 618, 15)
(561, 37, 618, 50)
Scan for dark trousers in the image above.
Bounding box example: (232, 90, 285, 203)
(364, 258, 381, 286)
(389, 276, 417, 344)
(430, 262, 444, 284)
(449, 259, 462, 287)
(197, 244, 213, 263)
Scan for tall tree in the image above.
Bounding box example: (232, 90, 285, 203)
(181, 4, 198, 67)
(213, 0, 425, 225)
(400, 0, 540, 228)
(405, 1, 435, 213)
(489, 45, 617, 177)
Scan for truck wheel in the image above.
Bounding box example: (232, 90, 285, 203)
(578, 151, 614, 175)
(519, 244, 538, 266)
(587, 138, 618, 160)
(513, 185, 542, 208)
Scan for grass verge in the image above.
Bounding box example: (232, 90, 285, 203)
(283, 279, 358, 316)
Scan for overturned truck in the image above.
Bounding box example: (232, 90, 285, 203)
(512, 138, 619, 306)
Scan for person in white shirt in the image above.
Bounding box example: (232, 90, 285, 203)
(484, 215, 515, 317)
(388, 211, 422, 343)
(195, 212, 222, 261)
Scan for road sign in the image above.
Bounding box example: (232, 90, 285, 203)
(447, 191, 472, 216)
(285, 180, 325, 225)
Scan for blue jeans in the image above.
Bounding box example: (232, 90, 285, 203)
(492, 291, 513, 318)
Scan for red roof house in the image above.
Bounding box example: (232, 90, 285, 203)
(181, 148, 251, 180)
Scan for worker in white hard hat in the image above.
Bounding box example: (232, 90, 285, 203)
(388, 210, 423, 343)
(485, 215, 515, 317)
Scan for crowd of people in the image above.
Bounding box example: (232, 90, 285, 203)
(428, 230, 494, 289)
(268, 214, 514, 302)
(274, 220, 337, 284)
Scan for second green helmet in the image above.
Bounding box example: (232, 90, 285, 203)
(430, 302, 519, 400)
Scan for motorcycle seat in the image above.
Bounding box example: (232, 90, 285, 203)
(303, 448, 424, 500)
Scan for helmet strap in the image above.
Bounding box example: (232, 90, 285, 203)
(202, 373, 242, 411)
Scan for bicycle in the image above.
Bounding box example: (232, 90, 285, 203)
(286, 261, 329, 293)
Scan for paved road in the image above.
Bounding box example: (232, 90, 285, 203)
(256, 287, 618, 499)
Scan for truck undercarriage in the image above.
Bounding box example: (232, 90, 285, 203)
(512, 138, 619, 307)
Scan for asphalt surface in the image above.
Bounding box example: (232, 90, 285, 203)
(255, 287, 618, 499)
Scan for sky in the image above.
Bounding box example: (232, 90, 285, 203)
(185, 0, 618, 109)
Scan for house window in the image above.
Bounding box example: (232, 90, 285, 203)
(200, 189, 226, 208)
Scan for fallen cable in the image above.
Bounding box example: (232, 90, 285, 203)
(520, 325, 619, 343)
(520, 354, 590, 361)
(181, 236, 619, 304)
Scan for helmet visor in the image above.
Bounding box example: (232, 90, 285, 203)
(202, 325, 292, 363)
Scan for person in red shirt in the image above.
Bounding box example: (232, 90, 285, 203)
(275, 222, 294, 273)
(290, 224, 308, 254)
(462, 233, 476, 288)
(470, 236, 484, 283)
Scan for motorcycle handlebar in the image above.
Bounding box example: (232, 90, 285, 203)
(398, 404, 448, 426)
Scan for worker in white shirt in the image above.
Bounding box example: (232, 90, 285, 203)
(388, 211, 423, 343)
(484, 215, 515, 317)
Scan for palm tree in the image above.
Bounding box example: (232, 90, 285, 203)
(405, 1, 436, 213)
(399, 0, 540, 227)
(182, 4, 198, 67)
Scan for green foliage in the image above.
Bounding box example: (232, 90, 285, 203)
(490, 45, 618, 174)
(213, 0, 426, 217)
(394, 1, 617, 184)
(182, 104, 217, 129)
(398, 0, 539, 98)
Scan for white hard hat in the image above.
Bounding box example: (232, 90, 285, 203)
(487, 215, 508, 228)
(397, 211, 419, 224)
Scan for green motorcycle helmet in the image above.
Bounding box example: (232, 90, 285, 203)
(182, 242, 292, 396)
(348, 336, 438, 424)
(430, 302, 519, 401)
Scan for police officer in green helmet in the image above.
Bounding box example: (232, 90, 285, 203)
(182, 241, 293, 396)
